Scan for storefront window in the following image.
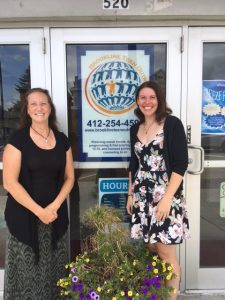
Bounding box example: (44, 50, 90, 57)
(200, 43, 225, 267)
(0, 45, 30, 160)
(201, 43, 225, 160)
(66, 43, 167, 257)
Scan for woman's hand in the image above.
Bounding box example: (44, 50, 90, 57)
(36, 206, 58, 224)
(155, 197, 172, 222)
(126, 195, 133, 215)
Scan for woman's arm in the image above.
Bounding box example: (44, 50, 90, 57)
(126, 171, 133, 215)
(156, 172, 183, 221)
(45, 147, 74, 214)
(3, 144, 56, 224)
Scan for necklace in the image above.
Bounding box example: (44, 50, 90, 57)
(143, 121, 155, 135)
(31, 126, 51, 143)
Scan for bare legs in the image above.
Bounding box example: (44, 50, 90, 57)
(146, 243, 157, 254)
(148, 243, 180, 300)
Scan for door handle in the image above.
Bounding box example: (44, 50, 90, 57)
(187, 145, 205, 175)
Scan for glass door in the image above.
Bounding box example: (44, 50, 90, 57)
(50, 27, 184, 263)
(186, 27, 225, 290)
(0, 28, 48, 292)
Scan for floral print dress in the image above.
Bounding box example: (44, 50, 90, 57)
(131, 129, 190, 244)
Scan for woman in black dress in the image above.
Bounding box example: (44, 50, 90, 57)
(126, 81, 190, 300)
(3, 88, 74, 299)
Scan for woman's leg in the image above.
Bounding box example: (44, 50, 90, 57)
(155, 243, 180, 300)
(147, 243, 157, 254)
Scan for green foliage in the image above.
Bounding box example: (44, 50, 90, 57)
(58, 206, 175, 300)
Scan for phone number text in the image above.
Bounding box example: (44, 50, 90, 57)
(86, 119, 138, 128)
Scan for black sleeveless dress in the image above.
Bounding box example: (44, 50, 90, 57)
(4, 128, 70, 300)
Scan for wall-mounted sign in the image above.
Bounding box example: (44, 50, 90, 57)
(103, 0, 129, 9)
(99, 178, 129, 221)
(77, 44, 153, 162)
(202, 80, 225, 134)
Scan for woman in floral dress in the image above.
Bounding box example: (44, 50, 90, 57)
(126, 81, 190, 300)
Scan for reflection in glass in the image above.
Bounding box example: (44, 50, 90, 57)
(200, 168, 225, 267)
(202, 43, 225, 160)
(0, 45, 30, 159)
(0, 171, 7, 268)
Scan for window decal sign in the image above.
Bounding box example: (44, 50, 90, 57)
(77, 45, 153, 162)
(99, 178, 129, 221)
(202, 80, 225, 133)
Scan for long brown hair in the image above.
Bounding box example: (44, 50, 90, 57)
(134, 81, 172, 123)
(19, 87, 58, 130)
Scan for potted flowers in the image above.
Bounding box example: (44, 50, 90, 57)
(58, 206, 175, 299)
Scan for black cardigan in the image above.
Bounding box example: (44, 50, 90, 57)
(129, 115, 188, 195)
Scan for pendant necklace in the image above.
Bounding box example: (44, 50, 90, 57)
(31, 126, 51, 143)
(143, 121, 155, 135)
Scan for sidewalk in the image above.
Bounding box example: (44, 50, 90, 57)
(0, 294, 225, 299)
(178, 294, 225, 299)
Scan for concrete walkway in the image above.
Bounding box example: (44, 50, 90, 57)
(1, 292, 225, 299)
(178, 294, 225, 299)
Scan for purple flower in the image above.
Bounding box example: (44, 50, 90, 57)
(72, 276, 79, 283)
(155, 282, 161, 289)
(146, 265, 152, 271)
(79, 293, 85, 299)
(85, 265, 91, 269)
(77, 283, 83, 291)
(151, 295, 157, 300)
(141, 287, 148, 295)
(86, 295, 91, 299)
(95, 296, 100, 300)
(143, 278, 152, 286)
(156, 275, 161, 281)
(71, 267, 76, 273)
(90, 291, 97, 298)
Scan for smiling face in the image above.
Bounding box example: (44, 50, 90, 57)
(27, 91, 51, 125)
(136, 87, 158, 118)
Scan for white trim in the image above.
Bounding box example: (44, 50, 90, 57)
(204, 160, 225, 168)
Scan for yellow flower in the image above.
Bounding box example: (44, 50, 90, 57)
(65, 291, 69, 295)
(85, 258, 90, 263)
(120, 277, 124, 281)
(167, 265, 173, 271)
(69, 263, 73, 268)
(166, 274, 172, 280)
(65, 264, 69, 269)
(133, 260, 137, 266)
(97, 287, 102, 292)
(107, 289, 111, 293)
(136, 293, 139, 296)
(153, 268, 159, 274)
(130, 272, 133, 276)
(163, 268, 167, 272)
(121, 291, 125, 296)
(112, 297, 117, 300)
(153, 255, 158, 260)
(152, 261, 156, 266)
(128, 291, 133, 296)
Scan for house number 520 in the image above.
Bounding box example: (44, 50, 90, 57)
(103, 0, 129, 9)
